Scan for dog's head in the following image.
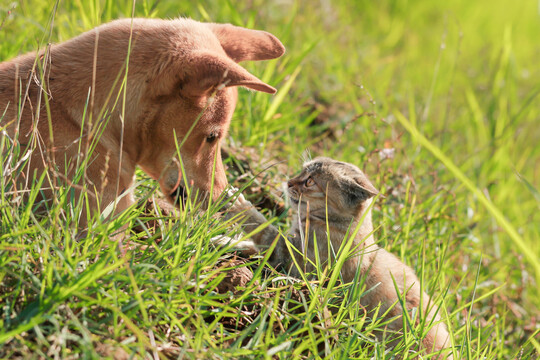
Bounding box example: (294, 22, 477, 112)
(131, 19, 285, 207)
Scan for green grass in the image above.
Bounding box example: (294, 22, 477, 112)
(1, 0, 539, 359)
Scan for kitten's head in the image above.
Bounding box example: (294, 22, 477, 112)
(287, 157, 379, 219)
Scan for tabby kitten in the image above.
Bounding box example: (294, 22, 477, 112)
(228, 157, 452, 358)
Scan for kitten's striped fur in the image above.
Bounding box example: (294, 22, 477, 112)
(228, 157, 452, 358)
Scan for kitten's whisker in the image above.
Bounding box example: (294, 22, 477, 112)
(252, 160, 288, 179)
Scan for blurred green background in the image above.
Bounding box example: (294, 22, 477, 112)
(1, 0, 539, 358)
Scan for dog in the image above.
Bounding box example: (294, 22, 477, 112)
(0, 18, 284, 222)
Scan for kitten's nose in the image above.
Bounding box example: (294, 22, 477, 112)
(287, 179, 294, 188)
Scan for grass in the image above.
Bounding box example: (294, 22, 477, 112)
(1, 0, 539, 359)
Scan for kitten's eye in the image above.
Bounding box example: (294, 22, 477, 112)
(305, 178, 315, 187)
(206, 132, 218, 143)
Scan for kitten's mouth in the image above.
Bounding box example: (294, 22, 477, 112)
(289, 197, 310, 208)
(289, 197, 302, 205)
(289, 197, 326, 219)
(288, 189, 301, 204)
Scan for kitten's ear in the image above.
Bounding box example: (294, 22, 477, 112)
(344, 175, 379, 204)
(354, 176, 379, 198)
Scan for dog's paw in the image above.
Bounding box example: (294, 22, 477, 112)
(211, 234, 259, 256)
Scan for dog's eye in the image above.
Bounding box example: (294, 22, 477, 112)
(206, 132, 218, 143)
(305, 178, 315, 187)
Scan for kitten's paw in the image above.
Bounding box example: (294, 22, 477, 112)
(227, 187, 254, 213)
(211, 234, 259, 256)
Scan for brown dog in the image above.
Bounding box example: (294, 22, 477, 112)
(0, 18, 284, 221)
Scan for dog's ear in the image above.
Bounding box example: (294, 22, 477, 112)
(181, 51, 276, 98)
(207, 23, 285, 62)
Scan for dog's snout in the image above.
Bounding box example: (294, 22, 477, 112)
(170, 184, 188, 205)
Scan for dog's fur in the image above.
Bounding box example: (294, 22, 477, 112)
(0, 18, 284, 220)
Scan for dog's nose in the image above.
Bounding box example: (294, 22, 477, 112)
(170, 184, 188, 205)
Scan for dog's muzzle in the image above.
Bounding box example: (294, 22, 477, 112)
(170, 184, 188, 205)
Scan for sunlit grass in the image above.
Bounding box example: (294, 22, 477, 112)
(1, 0, 539, 359)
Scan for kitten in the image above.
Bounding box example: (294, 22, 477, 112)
(227, 157, 452, 358)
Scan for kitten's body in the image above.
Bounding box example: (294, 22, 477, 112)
(228, 157, 452, 358)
